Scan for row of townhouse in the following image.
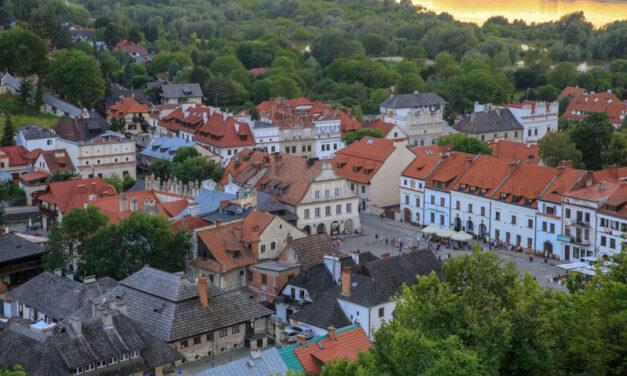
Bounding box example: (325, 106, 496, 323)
(151, 98, 362, 166)
(400, 148, 627, 260)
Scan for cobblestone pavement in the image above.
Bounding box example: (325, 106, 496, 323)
(340, 214, 569, 292)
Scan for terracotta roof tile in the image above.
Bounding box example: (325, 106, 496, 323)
(558, 86, 587, 101)
(599, 183, 627, 219)
(364, 119, 395, 136)
(331, 137, 395, 184)
(452, 155, 516, 195)
(562, 180, 621, 202)
(39, 149, 75, 173)
(38, 178, 117, 215)
(0, 146, 31, 166)
(488, 140, 540, 164)
(106, 97, 151, 120)
(491, 163, 558, 208)
(540, 167, 587, 203)
(19, 170, 50, 182)
(426, 152, 474, 191)
(562, 92, 627, 125)
(88, 190, 190, 223)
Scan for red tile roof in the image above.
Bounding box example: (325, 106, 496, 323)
(331, 137, 396, 184)
(193, 112, 255, 148)
(562, 92, 627, 125)
(592, 166, 627, 182)
(491, 163, 559, 208)
(365, 119, 395, 137)
(38, 178, 117, 215)
(598, 183, 627, 219)
(488, 140, 540, 164)
(0, 146, 31, 166)
(426, 152, 474, 192)
(19, 170, 50, 182)
(106, 97, 151, 120)
(558, 86, 586, 101)
(88, 190, 189, 223)
(171, 215, 211, 232)
(292, 326, 371, 373)
(248, 67, 268, 76)
(194, 208, 275, 273)
(38, 149, 75, 173)
(539, 167, 587, 203)
(113, 40, 148, 56)
(452, 155, 516, 195)
(563, 180, 621, 202)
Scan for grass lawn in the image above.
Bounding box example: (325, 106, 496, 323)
(67, 1, 85, 9)
(0, 94, 59, 135)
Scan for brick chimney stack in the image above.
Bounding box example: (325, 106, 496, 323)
(198, 276, 208, 307)
(296, 334, 307, 348)
(341, 267, 352, 296)
(327, 326, 336, 341)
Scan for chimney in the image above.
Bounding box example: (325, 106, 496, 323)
(216, 219, 223, 227)
(250, 349, 262, 360)
(324, 255, 341, 283)
(77, 184, 87, 193)
(119, 194, 128, 212)
(341, 267, 352, 296)
(198, 276, 208, 307)
(560, 160, 573, 169)
(296, 334, 307, 348)
(507, 162, 517, 176)
(327, 327, 337, 341)
(68, 316, 82, 336)
(599, 182, 606, 191)
(188, 202, 199, 216)
(116, 301, 128, 316)
(465, 158, 473, 170)
(54, 268, 62, 277)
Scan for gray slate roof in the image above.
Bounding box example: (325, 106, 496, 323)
(103, 266, 272, 342)
(0, 233, 46, 264)
(380, 93, 447, 109)
(105, 86, 152, 110)
(337, 249, 442, 307)
(291, 290, 351, 330)
(160, 83, 203, 99)
(6, 272, 118, 321)
(42, 93, 83, 117)
(0, 312, 182, 375)
(287, 264, 336, 301)
(17, 124, 58, 141)
(453, 108, 523, 134)
(194, 347, 288, 376)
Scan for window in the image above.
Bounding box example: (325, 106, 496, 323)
(180, 340, 188, 349)
(260, 244, 266, 253)
(291, 146, 296, 153)
(534, 129, 538, 136)
(209, 274, 214, 283)
(207, 333, 214, 341)
(120, 353, 129, 362)
(304, 209, 310, 219)
(325, 189, 330, 198)
(585, 212, 590, 223)
(315, 208, 321, 217)
(333, 144, 337, 150)
(516, 235, 521, 245)
(439, 215, 444, 226)
(232, 326, 240, 334)
(546, 206, 555, 215)
(378, 307, 385, 318)
(430, 196, 435, 204)
(108, 356, 118, 365)
(261, 274, 267, 285)
(336, 204, 342, 214)
(550, 223, 555, 233)
(468, 204, 472, 213)
(300, 290, 305, 299)
(405, 195, 410, 205)
(315, 191, 320, 199)
(565, 208, 571, 218)
(610, 238, 616, 248)
(96, 360, 106, 369)
(194, 336, 201, 345)
(361, 186, 365, 194)
(430, 212, 435, 223)
(302, 145, 306, 152)
(542, 222, 547, 232)
(527, 219, 533, 228)
(247, 270, 253, 281)
(72, 367, 83, 375)
(131, 350, 140, 359)
(335, 188, 340, 196)
(511, 215, 517, 224)
(346, 203, 352, 213)
(456, 201, 460, 210)
(495, 229, 500, 240)
(85, 363, 95, 372)
(308, 145, 312, 152)
(504, 132, 508, 138)
(601, 236, 607, 246)
(528, 129, 532, 136)
(527, 238, 533, 248)
(415, 198, 420, 207)
(285, 147, 290, 153)
(351, 183, 355, 191)
(325, 206, 331, 216)
(481, 207, 485, 216)
(440, 197, 445, 206)
(220, 329, 228, 337)
(270, 242, 276, 250)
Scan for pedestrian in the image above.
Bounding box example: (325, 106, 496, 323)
(544, 250, 548, 264)
(375, 233, 379, 241)
(438, 255, 442, 261)
(385, 237, 388, 246)
(400, 240, 403, 248)
(447, 253, 451, 260)
(529, 252, 534, 262)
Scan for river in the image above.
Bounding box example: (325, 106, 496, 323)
(413, 0, 627, 27)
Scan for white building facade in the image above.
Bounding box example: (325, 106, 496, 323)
(507, 101, 558, 144)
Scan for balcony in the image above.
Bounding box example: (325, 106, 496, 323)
(572, 237, 591, 246)
(575, 221, 590, 228)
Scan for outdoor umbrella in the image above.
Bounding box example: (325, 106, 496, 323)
(436, 227, 456, 238)
(422, 224, 441, 235)
(451, 231, 473, 242)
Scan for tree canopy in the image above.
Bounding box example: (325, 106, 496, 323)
(342, 128, 384, 146)
(538, 131, 584, 168)
(0, 27, 48, 76)
(47, 49, 105, 109)
(437, 133, 492, 155)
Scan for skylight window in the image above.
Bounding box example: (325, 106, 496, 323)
(366, 139, 374, 144)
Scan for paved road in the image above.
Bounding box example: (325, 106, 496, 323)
(340, 214, 568, 292)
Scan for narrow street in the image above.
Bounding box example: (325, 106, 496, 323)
(340, 214, 569, 292)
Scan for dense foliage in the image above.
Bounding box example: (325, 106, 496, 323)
(149, 147, 223, 184)
(322, 246, 627, 376)
(1, 0, 625, 116)
(437, 133, 492, 155)
(342, 128, 384, 145)
(43, 206, 191, 280)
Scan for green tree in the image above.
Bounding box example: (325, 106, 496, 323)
(397, 74, 425, 95)
(566, 112, 614, 170)
(103, 176, 124, 194)
(1, 113, 15, 147)
(363, 89, 390, 114)
(312, 29, 364, 66)
(538, 131, 584, 168)
(534, 84, 560, 101)
(402, 45, 426, 60)
(602, 130, 627, 167)
(437, 133, 492, 155)
(33, 79, 44, 113)
(0, 365, 26, 376)
(172, 146, 200, 164)
(362, 34, 387, 56)
(121, 63, 134, 88)
(80, 212, 191, 280)
(558, 96, 571, 116)
(0, 27, 48, 76)
(47, 170, 79, 183)
(342, 128, 384, 146)
(43, 206, 110, 274)
(109, 117, 126, 133)
(167, 62, 179, 82)
(149, 159, 174, 181)
(548, 62, 577, 89)
(210, 55, 246, 77)
(47, 49, 105, 109)
(16, 78, 33, 111)
(173, 156, 222, 184)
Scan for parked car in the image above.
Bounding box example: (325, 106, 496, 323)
(283, 326, 313, 342)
